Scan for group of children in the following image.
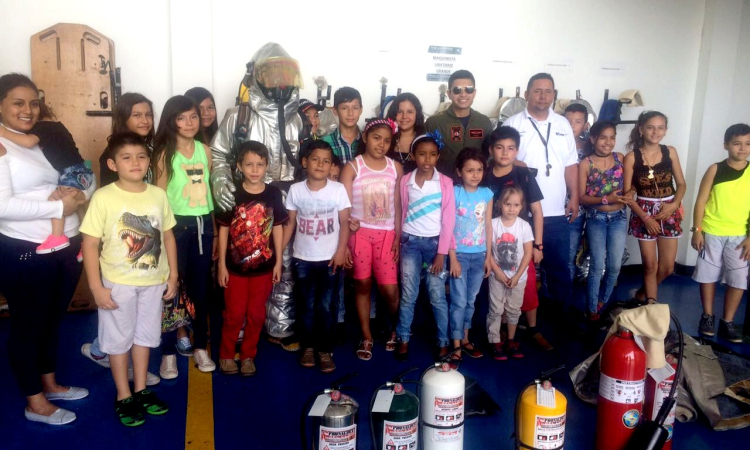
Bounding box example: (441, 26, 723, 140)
(7, 73, 748, 428)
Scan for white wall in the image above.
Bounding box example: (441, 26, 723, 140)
(3, 0, 748, 266)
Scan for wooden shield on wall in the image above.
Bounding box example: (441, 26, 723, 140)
(30, 23, 117, 310)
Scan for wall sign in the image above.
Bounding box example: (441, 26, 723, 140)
(426, 45, 462, 82)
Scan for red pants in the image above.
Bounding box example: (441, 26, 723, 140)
(220, 272, 273, 360)
(521, 260, 539, 312)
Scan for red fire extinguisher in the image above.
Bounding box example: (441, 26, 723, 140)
(596, 326, 647, 450)
(643, 354, 677, 450)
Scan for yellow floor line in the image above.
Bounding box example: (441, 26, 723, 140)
(185, 357, 215, 450)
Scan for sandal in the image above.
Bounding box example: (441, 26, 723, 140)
(449, 353, 462, 370)
(356, 340, 373, 361)
(461, 343, 484, 359)
(385, 332, 397, 352)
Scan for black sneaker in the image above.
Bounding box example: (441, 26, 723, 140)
(116, 396, 145, 427)
(134, 389, 169, 415)
(719, 319, 743, 343)
(698, 314, 716, 337)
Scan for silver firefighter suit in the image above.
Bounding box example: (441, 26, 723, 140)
(210, 42, 302, 339)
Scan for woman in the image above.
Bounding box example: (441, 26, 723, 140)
(185, 87, 218, 144)
(98, 93, 156, 187)
(0, 73, 90, 424)
(386, 93, 425, 173)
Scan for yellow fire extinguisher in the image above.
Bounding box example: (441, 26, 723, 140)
(516, 365, 568, 450)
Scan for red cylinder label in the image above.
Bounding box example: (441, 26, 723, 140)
(599, 373, 645, 404)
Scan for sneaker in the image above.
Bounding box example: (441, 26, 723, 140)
(491, 343, 508, 361)
(532, 332, 554, 352)
(318, 352, 336, 374)
(115, 397, 145, 427)
(81, 343, 110, 368)
(193, 349, 216, 372)
(719, 319, 743, 343)
(281, 335, 301, 352)
(36, 235, 70, 254)
(160, 355, 178, 380)
(134, 389, 168, 415)
(240, 358, 256, 376)
(698, 314, 716, 337)
(220, 358, 238, 375)
(126, 367, 161, 386)
(506, 340, 524, 359)
(299, 348, 315, 368)
(176, 337, 194, 356)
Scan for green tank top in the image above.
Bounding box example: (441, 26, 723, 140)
(166, 140, 214, 216)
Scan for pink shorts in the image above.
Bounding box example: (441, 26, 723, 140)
(348, 227, 398, 284)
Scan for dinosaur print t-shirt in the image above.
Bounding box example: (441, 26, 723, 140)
(80, 183, 176, 286)
(166, 140, 214, 216)
(490, 216, 533, 281)
(215, 183, 288, 276)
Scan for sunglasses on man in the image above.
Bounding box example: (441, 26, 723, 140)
(451, 86, 475, 95)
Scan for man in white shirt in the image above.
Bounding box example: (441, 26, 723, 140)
(502, 73, 579, 312)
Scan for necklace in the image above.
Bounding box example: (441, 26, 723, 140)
(641, 149, 657, 179)
(593, 152, 612, 170)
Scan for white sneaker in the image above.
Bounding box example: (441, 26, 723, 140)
(126, 367, 161, 386)
(193, 349, 216, 372)
(80, 343, 110, 368)
(160, 354, 178, 380)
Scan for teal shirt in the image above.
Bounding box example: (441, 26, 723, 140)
(166, 140, 214, 216)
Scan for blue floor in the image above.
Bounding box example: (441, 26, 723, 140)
(1, 271, 749, 450)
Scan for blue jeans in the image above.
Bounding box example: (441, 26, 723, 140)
(448, 252, 486, 341)
(585, 208, 628, 313)
(397, 233, 449, 347)
(541, 216, 573, 307)
(293, 258, 339, 353)
(569, 213, 585, 280)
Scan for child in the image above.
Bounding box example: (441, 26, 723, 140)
(623, 111, 687, 302)
(299, 98, 323, 143)
(482, 126, 552, 351)
(322, 87, 363, 164)
(283, 140, 351, 372)
(216, 141, 287, 375)
(329, 155, 342, 182)
(80, 131, 178, 427)
(564, 103, 589, 281)
(449, 147, 492, 364)
(0, 105, 95, 255)
(397, 131, 456, 360)
(578, 121, 628, 320)
(153, 95, 216, 376)
(340, 118, 402, 361)
(691, 123, 750, 343)
(487, 187, 534, 360)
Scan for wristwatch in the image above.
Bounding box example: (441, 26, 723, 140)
(601, 196, 609, 205)
(533, 243, 544, 251)
(690, 226, 702, 233)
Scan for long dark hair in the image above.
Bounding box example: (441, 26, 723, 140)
(582, 121, 617, 158)
(185, 87, 218, 143)
(386, 93, 425, 143)
(152, 95, 200, 182)
(356, 119, 395, 156)
(111, 92, 155, 146)
(626, 111, 668, 152)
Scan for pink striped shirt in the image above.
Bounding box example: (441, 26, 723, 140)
(350, 155, 397, 230)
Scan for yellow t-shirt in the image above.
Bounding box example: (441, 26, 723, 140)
(80, 183, 177, 286)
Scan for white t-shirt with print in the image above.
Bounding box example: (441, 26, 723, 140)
(491, 216, 534, 281)
(285, 180, 351, 261)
